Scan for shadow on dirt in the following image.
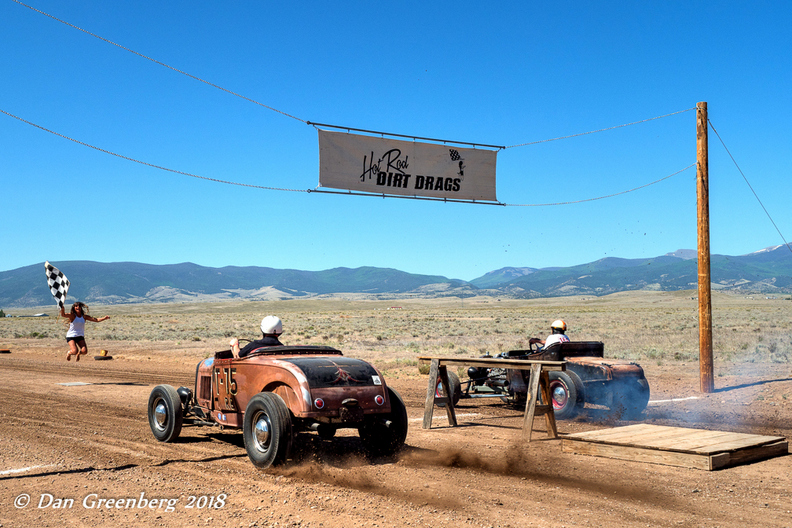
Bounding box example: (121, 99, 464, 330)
(0, 451, 249, 482)
(186, 428, 409, 468)
(0, 465, 98, 482)
(428, 420, 524, 431)
(90, 381, 148, 386)
(715, 377, 792, 393)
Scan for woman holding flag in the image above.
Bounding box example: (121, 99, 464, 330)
(60, 302, 110, 361)
(45, 262, 110, 361)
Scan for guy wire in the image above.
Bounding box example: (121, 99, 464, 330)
(708, 119, 792, 254)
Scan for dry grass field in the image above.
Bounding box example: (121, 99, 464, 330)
(2, 290, 792, 527)
(3, 289, 791, 372)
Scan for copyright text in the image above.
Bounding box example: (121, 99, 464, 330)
(14, 492, 227, 512)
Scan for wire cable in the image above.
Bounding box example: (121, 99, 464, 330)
(505, 108, 696, 149)
(708, 119, 792, 254)
(1, 107, 694, 206)
(14, 0, 695, 150)
(10, 0, 307, 124)
(502, 163, 695, 206)
(308, 189, 505, 205)
(0, 108, 308, 193)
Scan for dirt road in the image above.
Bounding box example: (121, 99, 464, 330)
(1, 346, 791, 527)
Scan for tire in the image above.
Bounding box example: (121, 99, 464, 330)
(243, 392, 293, 469)
(148, 385, 183, 442)
(435, 371, 462, 407)
(566, 370, 586, 405)
(610, 378, 650, 420)
(360, 387, 409, 457)
(547, 372, 580, 420)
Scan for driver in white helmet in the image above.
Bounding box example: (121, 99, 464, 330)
(230, 315, 284, 358)
(529, 319, 570, 349)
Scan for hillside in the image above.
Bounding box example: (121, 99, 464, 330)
(1, 262, 473, 308)
(1, 246, 790, 308)
(482, 247, 792, 297)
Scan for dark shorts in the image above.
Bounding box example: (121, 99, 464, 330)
(66, 336, 86, 344)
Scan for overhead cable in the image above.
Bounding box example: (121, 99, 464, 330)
(309, 122, 505, 150)
(15, 0, 693, 149)
(0, 108, 308, 193)
(708, 119, 792, 254)
(505, 108, 697, 149)
(502, 163, 695, 206)
(1, 107, 691, 208)
(10, 0, 307, 124)
(308, 189, 504, 205)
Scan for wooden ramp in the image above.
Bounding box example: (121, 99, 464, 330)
(562, 424, 788, 471)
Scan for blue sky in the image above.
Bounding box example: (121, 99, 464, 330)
(2, 1, 790, 281)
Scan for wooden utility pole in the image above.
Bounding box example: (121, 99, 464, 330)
(697, 102, 714, 393)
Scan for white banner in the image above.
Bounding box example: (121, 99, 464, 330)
(318, 130, 497, 201)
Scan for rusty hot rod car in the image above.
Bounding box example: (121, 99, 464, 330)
(147, 345, 408, 468)
(440, 341, 650, 420)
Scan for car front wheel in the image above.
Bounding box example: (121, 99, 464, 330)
(148, 384, 183, 442)
(548, 371, 581, 420)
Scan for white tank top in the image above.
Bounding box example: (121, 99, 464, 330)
(67, 316, 86, 338)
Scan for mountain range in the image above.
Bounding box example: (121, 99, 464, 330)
(1, 246, 791, 308)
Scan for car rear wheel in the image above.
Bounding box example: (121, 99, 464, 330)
(610, 378, 650, 420)
(548, 372, 580, 420)
(243, 392, 293, 469)
(360, 387, 408, 457)
(435, 371, 462, 407)
(148, 384, 183, 442)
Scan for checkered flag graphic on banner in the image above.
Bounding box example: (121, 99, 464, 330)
(449, 149, 462, 161)
(44, 261, 70, 308)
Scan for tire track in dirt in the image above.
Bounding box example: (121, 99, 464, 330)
(0, 359, 193, 386)
(3, 351, 791, 528)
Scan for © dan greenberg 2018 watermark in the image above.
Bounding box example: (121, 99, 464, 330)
(14, 491, 227, 513)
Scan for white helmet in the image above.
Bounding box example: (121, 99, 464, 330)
(551, 319, 567, 332)
(260, 315, 283, 335)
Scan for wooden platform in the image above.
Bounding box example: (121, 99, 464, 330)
(562, 424, 788, 470)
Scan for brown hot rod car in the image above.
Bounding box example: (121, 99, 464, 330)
(147, 345, 407, 468)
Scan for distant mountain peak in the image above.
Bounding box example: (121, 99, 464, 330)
(745, 245, 784, 256)
(664, 249, 696, 260)
(485, 266, 537, 277)
(469, 267, 537, 289)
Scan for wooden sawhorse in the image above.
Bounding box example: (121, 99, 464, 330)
(418, 356, 566, 441)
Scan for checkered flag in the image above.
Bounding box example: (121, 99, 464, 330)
(449, 149, 463, 161)
(44, 261, 70, 308)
